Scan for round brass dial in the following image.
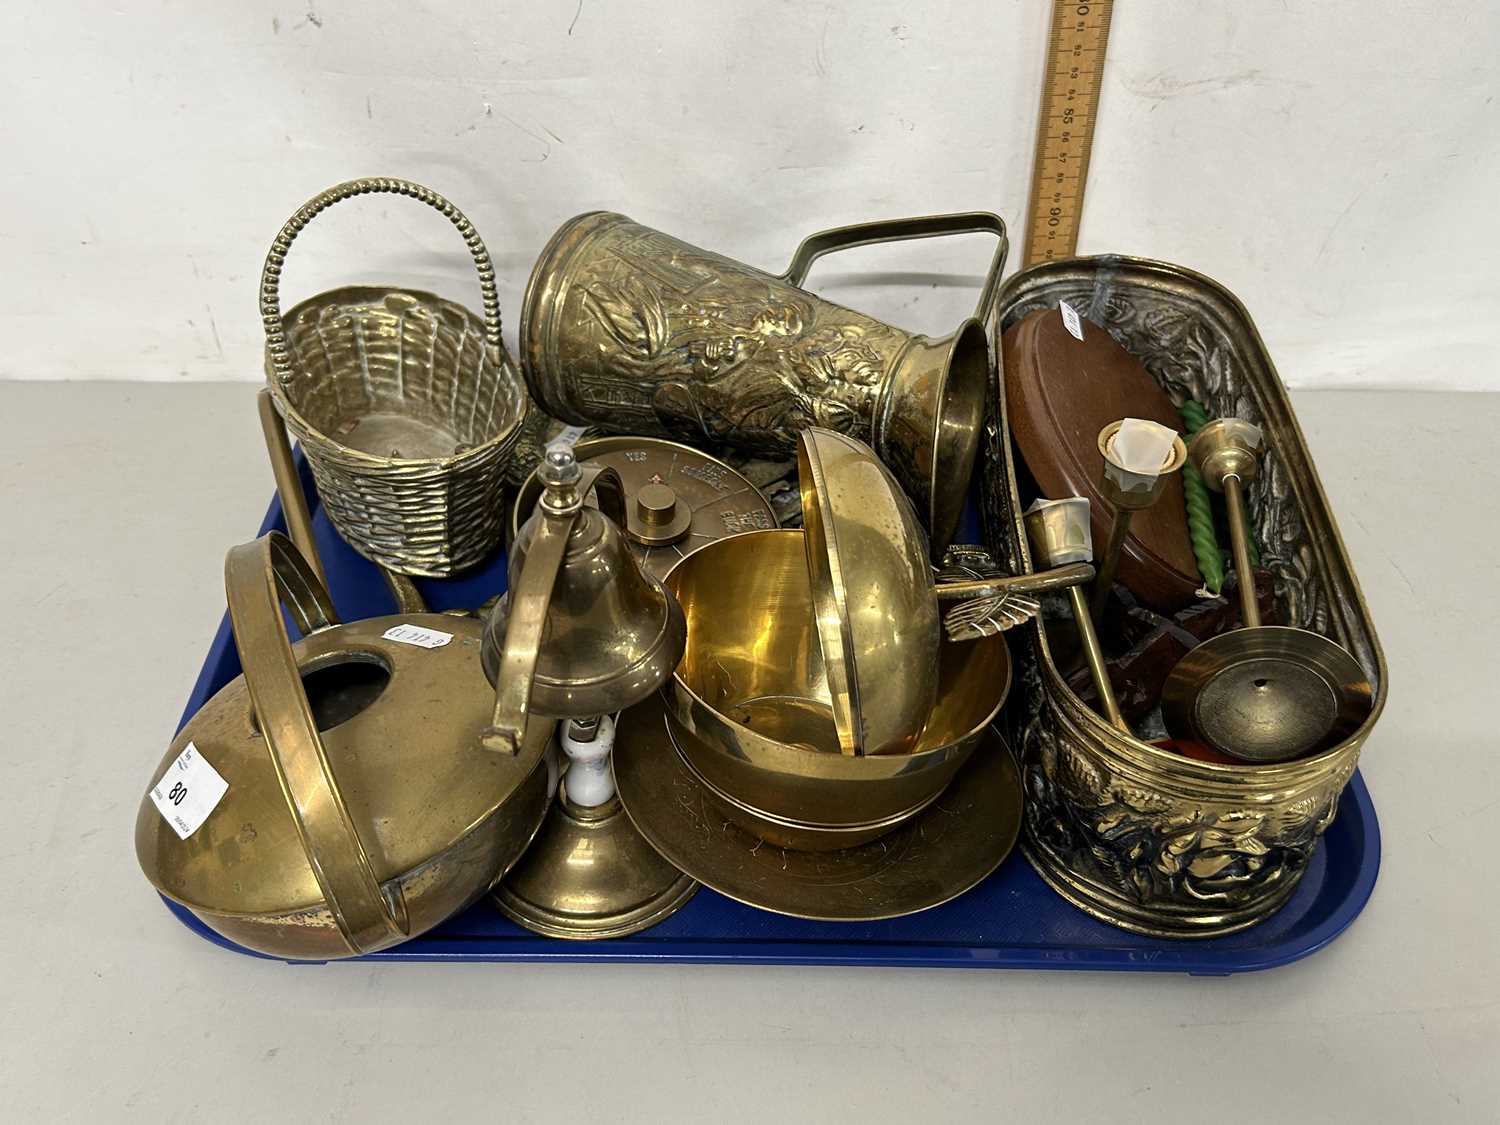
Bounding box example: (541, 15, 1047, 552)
(511, 437, 777, 579)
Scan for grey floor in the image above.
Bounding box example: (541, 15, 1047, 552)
(2, 382, 1493, 1121)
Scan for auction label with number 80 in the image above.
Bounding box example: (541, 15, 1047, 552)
(150, 742, 229, 840)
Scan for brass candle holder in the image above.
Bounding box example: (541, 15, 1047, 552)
(1161, 420, 1373, 762)
(1024, 498, 1128, 733)
(1090, 419, 1187, 622)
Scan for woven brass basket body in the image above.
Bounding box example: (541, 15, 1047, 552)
(261, 179, 528, 576)
(981, 257, 1387, 938)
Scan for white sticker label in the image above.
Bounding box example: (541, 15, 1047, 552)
(150, 742, 229, 840)
(555, 425, 587, 447)
(1059, 300, 1084, 341)
(382, 622, 453, 649)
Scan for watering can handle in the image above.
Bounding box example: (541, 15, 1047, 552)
(781, 212, 1009, 331)
(259, 177, 503, 388)
(224, 532, 410, 955)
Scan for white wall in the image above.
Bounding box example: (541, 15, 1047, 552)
(3, 0, 1496, 390)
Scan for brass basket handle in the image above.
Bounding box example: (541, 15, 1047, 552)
(481, 455, 626, 754)
(260, 177, 503, 388)
(781, 211, 1009, 331)
(224, 532, 410, 953)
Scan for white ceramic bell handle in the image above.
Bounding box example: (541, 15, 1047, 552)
(561, 714, 616, 807)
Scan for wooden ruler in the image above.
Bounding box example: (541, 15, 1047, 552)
(1022, 0, 1114, 266)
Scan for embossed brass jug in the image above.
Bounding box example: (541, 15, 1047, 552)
(519, 211, 1007, 555)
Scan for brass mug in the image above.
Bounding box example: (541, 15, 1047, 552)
(519, 211, 1007, 554)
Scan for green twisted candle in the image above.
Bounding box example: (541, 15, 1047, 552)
(1179, 399, 1225, 594)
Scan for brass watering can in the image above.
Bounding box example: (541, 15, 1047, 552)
(519, 211, 1007, 555)
(135, 534, 552, 959)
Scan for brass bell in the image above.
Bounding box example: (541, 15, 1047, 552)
(480, 445, 686, 739)
(478, 443, 695, 938)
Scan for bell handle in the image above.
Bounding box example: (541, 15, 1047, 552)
(224, 532, 409, 954)
(577, 463, 628, 529)
(781, 212, 1009, 330)
(260, 177, 503, 389)
(481, 464, 627, 754)
(934, 560, 1095, 602)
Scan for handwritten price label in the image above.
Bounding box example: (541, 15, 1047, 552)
(150, 742, 229, 840)
(382, 622, 454, 649)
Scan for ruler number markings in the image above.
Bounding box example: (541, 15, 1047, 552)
(1023, 1, 1113, 266)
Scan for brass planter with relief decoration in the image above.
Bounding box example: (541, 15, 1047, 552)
(981, 257, 1388, 938)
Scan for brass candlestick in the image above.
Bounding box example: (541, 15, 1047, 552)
(1025, 498, 1128, 733)
(1090, 419, 1187, 622)
(1161, 420, 1373, 762)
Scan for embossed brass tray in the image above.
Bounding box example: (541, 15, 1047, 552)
(156, 456, 1380, 969)
(981, 256, 1389, 938)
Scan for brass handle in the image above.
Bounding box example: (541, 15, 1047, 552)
(781, 211, 1009, 330)
(259, 177, 503, 388)
(225, 532, 410, 953)
(934, 560, 1095, 602)
(482, 462, 627, 753)
(256, 388, 327, 589)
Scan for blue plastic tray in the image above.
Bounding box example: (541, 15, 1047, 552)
(161, 460, 1380, 973)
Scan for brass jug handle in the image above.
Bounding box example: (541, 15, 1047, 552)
(224, 532, 410, 954)
(781, 212, 1009, 330)
(260, 177, 504, 389)
(481, 451, 626, 754)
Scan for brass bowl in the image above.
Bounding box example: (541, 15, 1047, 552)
(668, 732, 940, 851)
(662, 529, 1010, 843)
(797, 428, 941, 755)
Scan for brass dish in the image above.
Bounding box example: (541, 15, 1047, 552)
(663, 528, 1009, 839)
(984, 256, 1388, 938)
(613, 693, 1023, 922)
(519, 210, 1009, 555)
(509, 436, 777, 580)
(261, 178, 530, 577)
(135, 533, 550, 959)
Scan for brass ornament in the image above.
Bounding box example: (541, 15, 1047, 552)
(613, 692, 1024, 922)
(509, 436, 777, 580)
(135, 533, 551, 959)
(985, 256, 1387, 938)
(480, 444, 695, 939)
(519, 211, 1009, 555)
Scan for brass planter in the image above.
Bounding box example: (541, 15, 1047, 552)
(519, 211, 1006, 555)
(982, 257, 1388, 938)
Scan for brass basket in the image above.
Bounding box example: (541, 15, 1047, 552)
(982, 256, 1388, 938)
(260, 178, 528, 576)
